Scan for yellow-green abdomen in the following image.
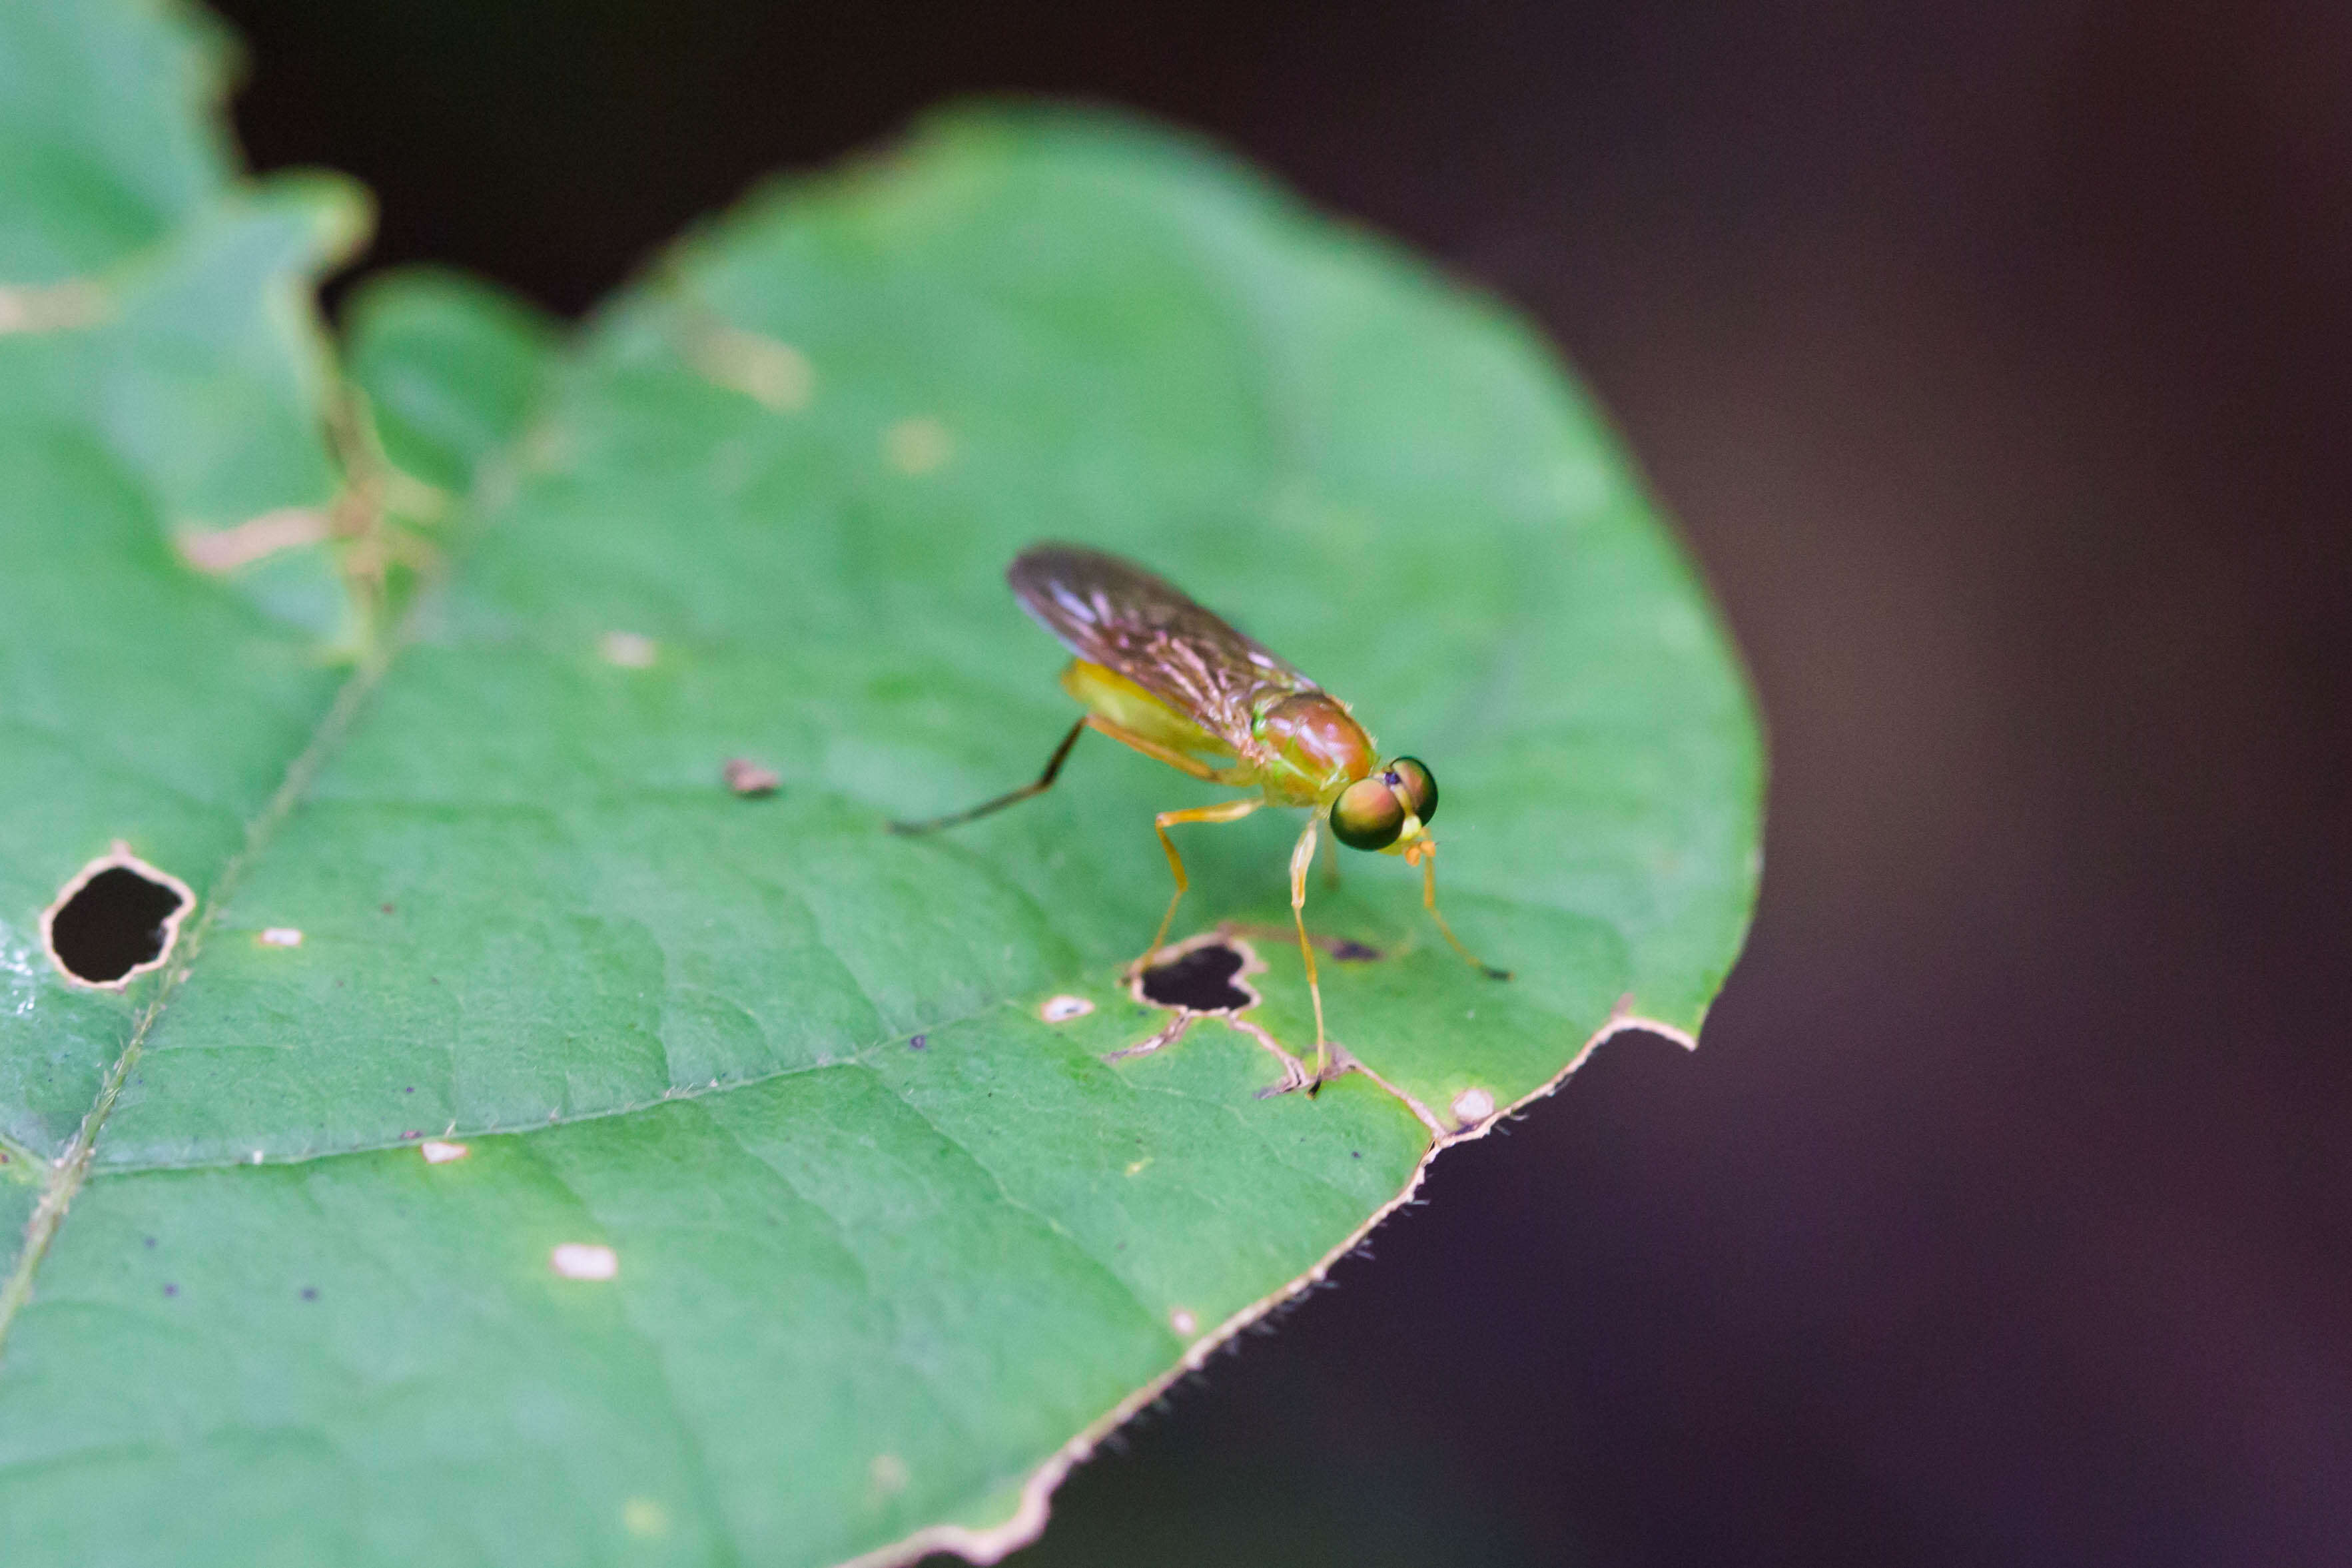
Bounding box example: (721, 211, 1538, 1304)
(1061, 660, 1230, 759)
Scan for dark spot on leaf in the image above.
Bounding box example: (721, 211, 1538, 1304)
(403, 1086, 415, 1093)
(143, 1236, 156, 1248)
(1330, 939, 1381, 963)
(1139, 943, 1252, 1012)
(402, 1130, 421, 1139)
(47, 866, 185, 984)
(1351, 1150, 1363, 1159)
(300, 1287, 318, 1301)
(163, 1284, 177, 1297)
(380, 903, 394, 914)
(909, 1033, 927, 1050)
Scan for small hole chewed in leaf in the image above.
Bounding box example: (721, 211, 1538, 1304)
(43, 851, 193, 986)
(1137, 941, 1254, 1013)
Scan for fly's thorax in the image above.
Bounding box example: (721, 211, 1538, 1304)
(1253, 693, 1375, 804)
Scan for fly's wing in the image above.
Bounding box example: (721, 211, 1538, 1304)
(1008, 543, 1319, 753)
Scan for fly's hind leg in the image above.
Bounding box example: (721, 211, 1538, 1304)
(1142, 797, 1264, 964)
(889, 717, 1088, 834)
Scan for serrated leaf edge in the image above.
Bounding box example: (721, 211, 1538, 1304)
(832, 1009, 1697, 1568)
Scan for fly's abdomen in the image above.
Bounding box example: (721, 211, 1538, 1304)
(1062, 660, 1231, 759)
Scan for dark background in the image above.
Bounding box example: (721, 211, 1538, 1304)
(208, 2, 2351, 1563)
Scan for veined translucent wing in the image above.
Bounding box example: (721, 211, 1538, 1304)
(1007, 543, 1322, 755)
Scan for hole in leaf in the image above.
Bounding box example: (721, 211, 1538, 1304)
(1138, 942, 1253, 1013)
(43, 853, 192, 986)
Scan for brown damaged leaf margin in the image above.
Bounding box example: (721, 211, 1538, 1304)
(174, 506, 334, 574)
(831, 998, 1701, 1568)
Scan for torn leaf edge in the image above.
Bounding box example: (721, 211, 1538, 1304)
(829, 1000, 1700, 1568)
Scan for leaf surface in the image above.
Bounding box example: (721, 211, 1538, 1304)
(0, 12, 1761, 1566)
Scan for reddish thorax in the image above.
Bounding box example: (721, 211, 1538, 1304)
(1255, 693, 1375, 804)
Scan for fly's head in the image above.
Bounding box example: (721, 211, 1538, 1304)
(1329, 757, 1438, 857)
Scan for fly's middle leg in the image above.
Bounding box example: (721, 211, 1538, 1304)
(1288, 816, 1330, 1086)
(1140, 797, 1263, 965)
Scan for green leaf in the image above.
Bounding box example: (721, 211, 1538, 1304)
(0, 12, 1761, 1568)
(0, 0, 238, 282)
(345, 266, 559, 496)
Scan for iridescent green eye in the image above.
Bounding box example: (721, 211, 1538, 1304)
(1330, 775, 1406, 850)
(1387, 757, 1437, 823)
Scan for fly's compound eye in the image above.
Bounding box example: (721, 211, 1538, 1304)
(1331, 775, 1407, 850)
(1386, 757, 1438, 824)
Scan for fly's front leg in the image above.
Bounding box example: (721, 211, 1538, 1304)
(1141, 797, 1263, 965)
(1288, 816, 1330, 1087)
(1409, 839, 1512, 980)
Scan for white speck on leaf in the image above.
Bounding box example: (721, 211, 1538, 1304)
(684, 324, 813, 412)
(1040, 994, 1094, 1023)
(550, 1243, 619, 1280)
(1, 921, 45, 1016)
(1170, 1308, 1198, 1336)
(420, 1140, 469, 1164)
(1451, 1086, 1496, 1126)
(883, 416, 953, 474)
(0, 279, 107, 334)
(258, 928, 302, 947)
(598, 631, 657, 667)
(621, 1497, 668, 1537)
(870, 1453, 909, 1496)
